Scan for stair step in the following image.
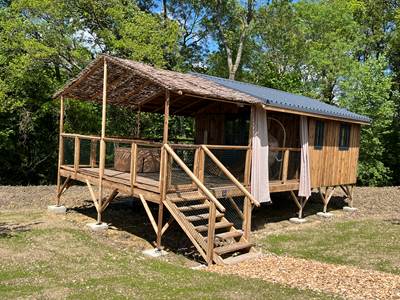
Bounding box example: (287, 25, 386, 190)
(195, 221, 233, 233)
(214, 242, 253, 256)
(215, 230, 243, 240)
(222, 252, 261, 265)
(185, 212, 224, 222)
(178, 203, 209, 212)
(167, 192, 207, 203)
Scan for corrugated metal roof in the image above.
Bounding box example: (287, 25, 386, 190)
(191, 72, 371, 124)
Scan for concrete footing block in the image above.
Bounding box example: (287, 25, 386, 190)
(317, 212, 334, 218)
(142, 248, 168, 258)
(86, 222, 109, 232)
(289, 217, 307, 224)
(47, 205, 67, 214)
(343, 206, 358, 212)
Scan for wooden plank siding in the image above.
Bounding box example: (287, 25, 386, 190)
(308, 118, 360, 187)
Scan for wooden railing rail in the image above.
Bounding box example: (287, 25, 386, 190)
(164, 144, 226, 212)
(201, 145, 260, 207)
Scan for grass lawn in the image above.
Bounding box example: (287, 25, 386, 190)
(259, 219, 400, 275)
(0, 212, 334, 300)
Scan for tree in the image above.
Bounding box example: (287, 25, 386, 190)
(339, 57, 395, 186)
(205, 0, 257, 80)
(0, 0, 180, 184)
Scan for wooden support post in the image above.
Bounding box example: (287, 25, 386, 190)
(157, 89, 170, 249)
(135, 106, 141, 138)
(281, 149, 289, 183)
(242, 197, 252, 240)
(243, 107, 254, 240)
(207, 201, 216, 265)
(90, 139, 97, 167)
(74, 136, 80, 174)
(56, 95, 65, 206)
(98, 57, 108, 224)
(196, 147, 205, 184)
(130, 143, 137, 195)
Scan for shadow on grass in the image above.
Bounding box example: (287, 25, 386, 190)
(0, 221, 42, 238)
(251, 192, 348, 230)
(71, 198, 205, 263)
(70, 191, 348, 263)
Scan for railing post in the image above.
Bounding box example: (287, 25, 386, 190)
(130, 142, 137, 195)
(207, 201, 216, 265)
(282, 149, 290, 183)
(90, 139, 97, 168)
(193, 146, 205, 187)
(74, 136, 80, 175)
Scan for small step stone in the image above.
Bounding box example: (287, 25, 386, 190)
(87, 222, 109, 232)
(343, 206, 358, 212)
(289, 217, 307, 224)
(317, 212, 334, 218)
(47, 205, 67, 214)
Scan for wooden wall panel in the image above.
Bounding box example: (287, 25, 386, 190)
(309, 118, 360, 187)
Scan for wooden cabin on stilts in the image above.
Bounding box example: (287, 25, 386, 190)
(52, 55, 370, 265)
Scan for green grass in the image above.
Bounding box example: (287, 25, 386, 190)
(259, 219, 400, 275)
(0, 221, 335, 299)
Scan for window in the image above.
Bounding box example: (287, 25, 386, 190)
(314, 121, 324, 149)
(339, 123, 351, 150)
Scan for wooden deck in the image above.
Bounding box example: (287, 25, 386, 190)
(60, 165, 299, 203)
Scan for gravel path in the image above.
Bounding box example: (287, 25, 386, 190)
(209, 254, 400, 300)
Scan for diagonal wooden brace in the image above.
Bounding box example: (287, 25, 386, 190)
(101, 189, 119, 212)
(57, 175, 72, 199)
(86, 180, 100, 211)
(139, 194, 158, 235)
(318, 186, 336, 213)
(290, 191, 310, 219)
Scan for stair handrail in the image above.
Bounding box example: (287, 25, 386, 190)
(201, 145, 260, 207)
(163, 144, 226, 212)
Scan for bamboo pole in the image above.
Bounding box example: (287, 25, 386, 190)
(157, 89, 170, 249)
(281, 149, 290, 183)
(56, 95, 65, 206)
(97, 57, 108, 224)
(243, 108, 253, 239)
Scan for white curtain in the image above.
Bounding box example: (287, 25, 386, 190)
(251, 106, 271, 203)
(298, 116, 311, 198)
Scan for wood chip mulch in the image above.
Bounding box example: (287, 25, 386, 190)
(208, 254, 400, 300)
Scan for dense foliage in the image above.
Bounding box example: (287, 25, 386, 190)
(0, 0, 399, 186)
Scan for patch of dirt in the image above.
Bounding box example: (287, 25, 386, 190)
(251, 186, 400, 236)
(209, 253, 400, 300)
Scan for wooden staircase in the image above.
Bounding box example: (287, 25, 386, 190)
(164, 190, 255, 265)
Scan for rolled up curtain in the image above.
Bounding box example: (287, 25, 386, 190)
(298, 116, 311, 198)
(251, 105, 271, 203)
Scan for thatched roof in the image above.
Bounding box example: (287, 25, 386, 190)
(53, 55, 260, 107)
(54, 54, 370, 124)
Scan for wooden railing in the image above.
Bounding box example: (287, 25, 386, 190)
(164, 144, 225, 212)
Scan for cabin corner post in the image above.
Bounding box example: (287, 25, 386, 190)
(243, 105, 254, 240)
(56, 95, 65, 206)
(97, 57, 108, 224)
(157, 89, 170, 249)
